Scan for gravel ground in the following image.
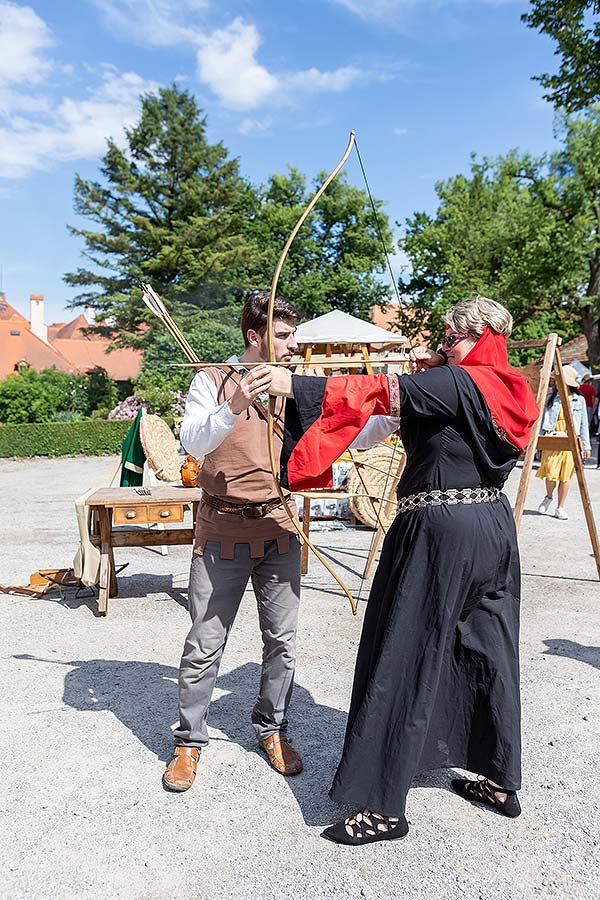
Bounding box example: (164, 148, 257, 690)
(1, 454, 599, 900)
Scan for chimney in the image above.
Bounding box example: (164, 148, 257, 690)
(29, 294, 48, 344)
(84, 305, 95, 325)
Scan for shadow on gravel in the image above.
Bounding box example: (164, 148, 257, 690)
(14, 655, 460, 823)
(12, 655, 349, 825)
(111, 573, 189, 608)
(543, 639, 600, 670)
(14, 653, 179, 760)
(209, 662, 348, 826)
(35, 574, 189, 617)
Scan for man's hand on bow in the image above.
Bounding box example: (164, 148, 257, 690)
(228, 365, 274, 415)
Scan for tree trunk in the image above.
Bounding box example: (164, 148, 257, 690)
(582, 304, 600, 369)
(583, 207, 600, 370)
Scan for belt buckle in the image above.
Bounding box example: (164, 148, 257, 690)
(242, 503, 265, 518)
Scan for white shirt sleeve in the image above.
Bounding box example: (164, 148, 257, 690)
(350, 416, 401, 450)
(179, 371, 239, 460)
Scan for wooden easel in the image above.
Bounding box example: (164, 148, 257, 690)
(513, 333, 600, 578)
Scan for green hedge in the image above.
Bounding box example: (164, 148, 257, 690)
(0, 419, 133, 458)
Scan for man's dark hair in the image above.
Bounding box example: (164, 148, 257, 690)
(241, 291, 298, 347)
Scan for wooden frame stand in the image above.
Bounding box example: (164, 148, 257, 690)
(513, 333, 600, 578)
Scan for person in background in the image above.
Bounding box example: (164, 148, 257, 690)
(537, 365, 591, 520)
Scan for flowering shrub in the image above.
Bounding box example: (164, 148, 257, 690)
(108, 395, 147, 420)
(108, 390, 186, 420)
(170, 391, 186, 417)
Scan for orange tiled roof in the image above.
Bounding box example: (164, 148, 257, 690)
(0, 298, 28, 324)
(0, 321, 75, 378)
(52, 338, 142, 380)
(47, 322, 67, 340)
(0, 298, 142, 381)
(370, 304, 429, 346)
(51, 314, 104, 340)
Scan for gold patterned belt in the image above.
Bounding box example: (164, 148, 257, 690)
(397, 487, 501, 514)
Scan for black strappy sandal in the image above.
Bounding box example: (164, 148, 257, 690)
(451, 777, 521, 818)
(321, 809, 409, 846)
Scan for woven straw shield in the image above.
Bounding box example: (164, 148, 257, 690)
(347, 444, 406, 530)
(139, 414, 181, 483)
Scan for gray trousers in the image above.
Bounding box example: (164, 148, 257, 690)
(173, 537, 301, 748)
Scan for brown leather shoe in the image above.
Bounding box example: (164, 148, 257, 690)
(258, 734, 303, 776)
(163, 747, 200, 792)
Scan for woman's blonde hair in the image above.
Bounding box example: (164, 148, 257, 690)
(444, 295, 513, 340)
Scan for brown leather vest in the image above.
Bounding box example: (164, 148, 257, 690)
(195, 367, 297, 558)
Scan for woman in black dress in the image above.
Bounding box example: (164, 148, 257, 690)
(268, 296, 539, 846)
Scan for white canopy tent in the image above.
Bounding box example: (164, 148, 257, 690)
(293, 310, 407, 374)
(294, 310, 406, 347)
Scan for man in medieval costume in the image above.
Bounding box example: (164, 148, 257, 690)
(163, 292, 305, 790)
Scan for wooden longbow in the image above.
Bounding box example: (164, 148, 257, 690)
(266, 130, 358, 616)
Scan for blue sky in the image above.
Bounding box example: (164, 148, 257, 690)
(0, 0, 558, 323)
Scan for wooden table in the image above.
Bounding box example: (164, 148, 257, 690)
(86, 486, 203, 615)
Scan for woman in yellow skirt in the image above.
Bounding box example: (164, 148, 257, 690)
(537, 366, 591, 519)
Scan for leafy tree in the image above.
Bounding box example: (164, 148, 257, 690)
(399, 154, 586, 360)
(65, 83, 395, 378)
(86, 367, 119, 416)
(0, 367, 121, 423)
(248, 167, 393, 320)
(138, 315, 245, 394)
(397, 110, 600, 364)
(523, 0, 600, 112)
(65, 83, 258, 339)
(552, 107, 600, 363)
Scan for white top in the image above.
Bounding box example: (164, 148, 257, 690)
(179, 357, 240, 460)
(180, 358, 401, 460)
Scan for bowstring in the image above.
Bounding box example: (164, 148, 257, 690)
(353, 137, 403, 307)
(352, 136, 404, 601)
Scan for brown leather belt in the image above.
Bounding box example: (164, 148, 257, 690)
(202, 490, 285, 518)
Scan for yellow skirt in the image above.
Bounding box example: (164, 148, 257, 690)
(536, 450, 575, 483)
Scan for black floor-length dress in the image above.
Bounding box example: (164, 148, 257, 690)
(286, 364, 524, 817)
(330, 365, 523, 815)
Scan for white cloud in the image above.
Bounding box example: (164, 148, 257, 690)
(393, 126, 408, 135)
(89, 0, 208, 47)
(0, 69, 159, 178)
(0, 2, 391, 173)
(333, 0, 408, 19)
(91, 2, 387, 112)
(0, 1, 53, 85)
(0, 3, 160, 178)
(239, 116, 272, 135)
(389, 247, 412, 273)
(286, 66, 362, 94)
(195, 19, 378, 110)
(333, 0, 516, 24)
(196, 18, 279, 110)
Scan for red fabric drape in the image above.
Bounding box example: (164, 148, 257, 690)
(458, 328, 539, 451)
(287, 374, 390, 490)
